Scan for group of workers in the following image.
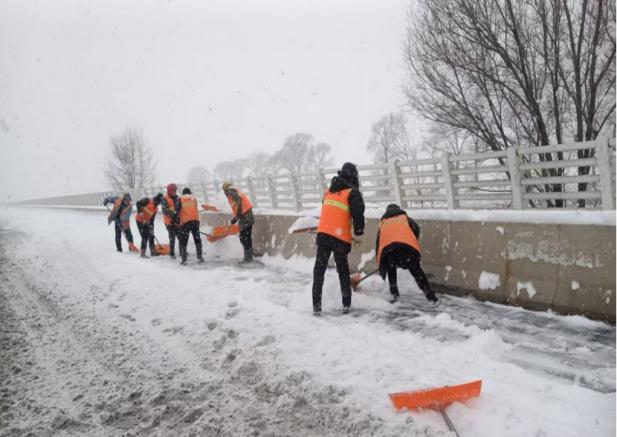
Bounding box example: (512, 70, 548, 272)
(104, 182, 254, 265)
(104, 161, 438, 315)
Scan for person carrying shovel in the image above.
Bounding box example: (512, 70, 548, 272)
(104, 193, 138, 253)
(375, 203, 438, 306)
(311, 162, 365, 315)
(222, 182, 255, 263)
(135, 193, 163, 258)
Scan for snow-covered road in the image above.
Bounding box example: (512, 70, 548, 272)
(0, 208, 614, 437)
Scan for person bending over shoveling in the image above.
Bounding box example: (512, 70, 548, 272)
(312, 162, 365, 315)
(104, 193, 138, 253)
(135, 193, 163, 258)
(222, 182, 255, 263)
(375, 203, 439, 306)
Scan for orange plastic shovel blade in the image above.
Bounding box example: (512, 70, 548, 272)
(206, 224, 240, 242)
(155, 244, 170, 255)
(201, 204, 221, 212)
(389, 380, 481, 411)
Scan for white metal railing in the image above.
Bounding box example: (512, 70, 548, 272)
(15, 137, 617, 211)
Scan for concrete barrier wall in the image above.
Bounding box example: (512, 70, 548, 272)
(201, 212, 616, 323)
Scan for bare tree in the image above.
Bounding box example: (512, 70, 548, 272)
(366, 113, 409, 163)
(104, 127, 157, 191)
(275, 133, 313, 174)
(246, 151, 274, 179)
(405, 0, 615, 206)
(214, 159, 248, 182)
(187, 166, 210, 186)
(306, 142, 333, 172)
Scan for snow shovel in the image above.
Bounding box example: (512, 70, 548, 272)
(153, 236, 170, 255)
(291, 226, 317, 234)
(389, 380, 482, 437)
(201, 224, 240, 243)
(201, 203, 221, 212)
(350, 269, 379, 291)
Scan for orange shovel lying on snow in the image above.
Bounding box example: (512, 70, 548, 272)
(389, 380, 481, 437)
(201, 224, 240, 243)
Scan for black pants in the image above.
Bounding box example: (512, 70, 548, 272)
(178, 221, 202, 261)
(166, 224, 177, 256)
(239, 225, 253, 258)
(386, 253, 435, 301)
(137, 221, 156, 254)
(114, 221, 134, 251)
(312, 244, 351, 307)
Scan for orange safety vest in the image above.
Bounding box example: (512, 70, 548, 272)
(317, 189, 352, 244)
(226, 187, 252, 217)
(136, 199, 157, 224)
(377, 213, 421, 266)
(179, 195, 199, 225)
(163, 194, 176, 226)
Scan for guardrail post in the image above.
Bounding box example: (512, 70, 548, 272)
(200, 181, 209, 203)
(596, 136, 615, 210)
(267, 175, 278, 209)
(440, 153, 457, 209)
(388, 160, 403, 206)
(290, 173, 302, 211)
(316, 169, 327, 193)
(246, 176, 257, 208)
(507, 147, 524, 209)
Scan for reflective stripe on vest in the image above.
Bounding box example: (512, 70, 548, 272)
(136, 199, 157, 223)
(317, 189, 352, 243)
(227, 187, 252, 217)
(377, 214, 421, 266)
(179, 195, 199, 225)
(163, 195, 175, 225)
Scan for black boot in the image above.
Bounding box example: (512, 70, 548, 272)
(242, 249, 254, 263)
(313, 303, 322, 316)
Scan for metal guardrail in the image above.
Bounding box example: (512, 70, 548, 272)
(16, 137, 617, 211)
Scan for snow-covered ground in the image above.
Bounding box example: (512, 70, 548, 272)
(0, 208, 614, 436)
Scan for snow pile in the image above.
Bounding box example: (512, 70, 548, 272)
(478, 271, 501, 290)
(0, 207, 614, 437)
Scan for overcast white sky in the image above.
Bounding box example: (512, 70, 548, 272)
(0, 0, 423, 201)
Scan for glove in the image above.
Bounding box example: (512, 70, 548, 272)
(230, 217, 238, 225)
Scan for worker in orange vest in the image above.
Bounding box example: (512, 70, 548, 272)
(103, 193, 138, 253)
(178, 187, 203, 265)
(312, 162, 365, 315)
(222, 182, 255, 262)
(376, 204, 438, 306)
(135, 193, 163, 258)
(161, 183, 181, 259)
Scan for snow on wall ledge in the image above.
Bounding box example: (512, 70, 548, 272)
(201, 211, 616, 323)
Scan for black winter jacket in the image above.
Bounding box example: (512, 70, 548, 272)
(375, 205, 421, 278)
(315, 175, 365, 254)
